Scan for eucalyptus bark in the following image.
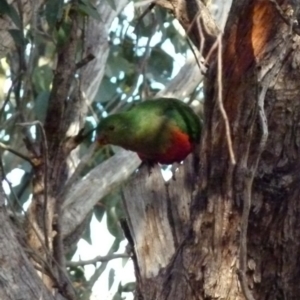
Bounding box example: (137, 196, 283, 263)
(122, 0, 300, 299)
(0, 190, 56, 300)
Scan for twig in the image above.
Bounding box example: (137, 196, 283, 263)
(216, 34, 236, 165)
(195, 6, 205, 58)
(35, 261, 77, 300)
(0, 142, 32, 164)
(134, 2, 156, 33)
(81, 240, 121, 300)
(134, 0, 155, 8)
(0, 72, 24, 122)
(76, 53, 95, 69)
(17, 121, 49, 250)
(186, 37, 206, 75)
(25, 247, 62, 283)
(67, 253, 129, 267)
(179, 0, 220, 59)
(205, 37, 219, 66)
(64, 126, 96, 155)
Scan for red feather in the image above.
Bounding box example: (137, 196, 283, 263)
(137, 127, 193, 164)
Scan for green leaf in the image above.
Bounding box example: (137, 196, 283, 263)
(95, 76, 117, 103)
(34, 91, 50, 122)
(108, 268, 115, 290)
(121, 36, 135, 63)
(134, 20, 153, 38)
(122, 256, 129, 267)
(94, 204, 106, 222)
(8, 29, 25, 47)
(111, 290, 123, 300)
(55, 21, 72, 49)
(66, 245, 78, 261)
(0, 0, 11, 14)
(106, 207, 123, 239)
(32, 65, 53, 92)
(21, 161, 32, 173)
(82, 222, 92, 244)
(148, 45, 173, 82)
(2, 151, 16, 174)
(94, 190, 123, 224)
(0, 0, 22, 28)
(103, 0, 116, 11)
(110, 238, 122, 253)
(122, 282, 136, 292)
(78, 1, 101, 21)
(106, 55, 134, 78)
(68, 265, 86, 284)
(166, 24, 188, 54)
(45, 0, 64, 29)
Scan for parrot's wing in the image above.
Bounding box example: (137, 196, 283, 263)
(163, 100, 201, 144)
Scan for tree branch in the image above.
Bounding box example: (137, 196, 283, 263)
(156, 0, 220, 59)
(0, 188, 56, 300)
(62, 150, 141, 238)
(67, 253, 129, 267)
(0, 142, 32, 164)
(216, 34, 235, 165)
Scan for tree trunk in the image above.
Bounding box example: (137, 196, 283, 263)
(0, 189, 56, 300)
(122, 0, 300, 299)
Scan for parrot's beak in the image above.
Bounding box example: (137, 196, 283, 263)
(96, 135, 108, 148)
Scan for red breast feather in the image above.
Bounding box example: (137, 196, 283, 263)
(137, 127, 193, 164)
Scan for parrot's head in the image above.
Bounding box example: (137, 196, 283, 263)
(96, 114, 129, 147)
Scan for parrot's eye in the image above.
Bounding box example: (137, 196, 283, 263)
(108, 125, 115, 131)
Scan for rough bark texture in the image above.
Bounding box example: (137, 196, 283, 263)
(0, 191, 56, 300)
(122, 0, 300, 299)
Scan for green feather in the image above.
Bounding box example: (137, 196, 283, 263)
(96, 98, 201, 159)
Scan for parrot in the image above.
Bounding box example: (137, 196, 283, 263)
(96, 98, 201, 165)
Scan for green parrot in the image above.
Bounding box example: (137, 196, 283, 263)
(96, 98, 201, 164)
